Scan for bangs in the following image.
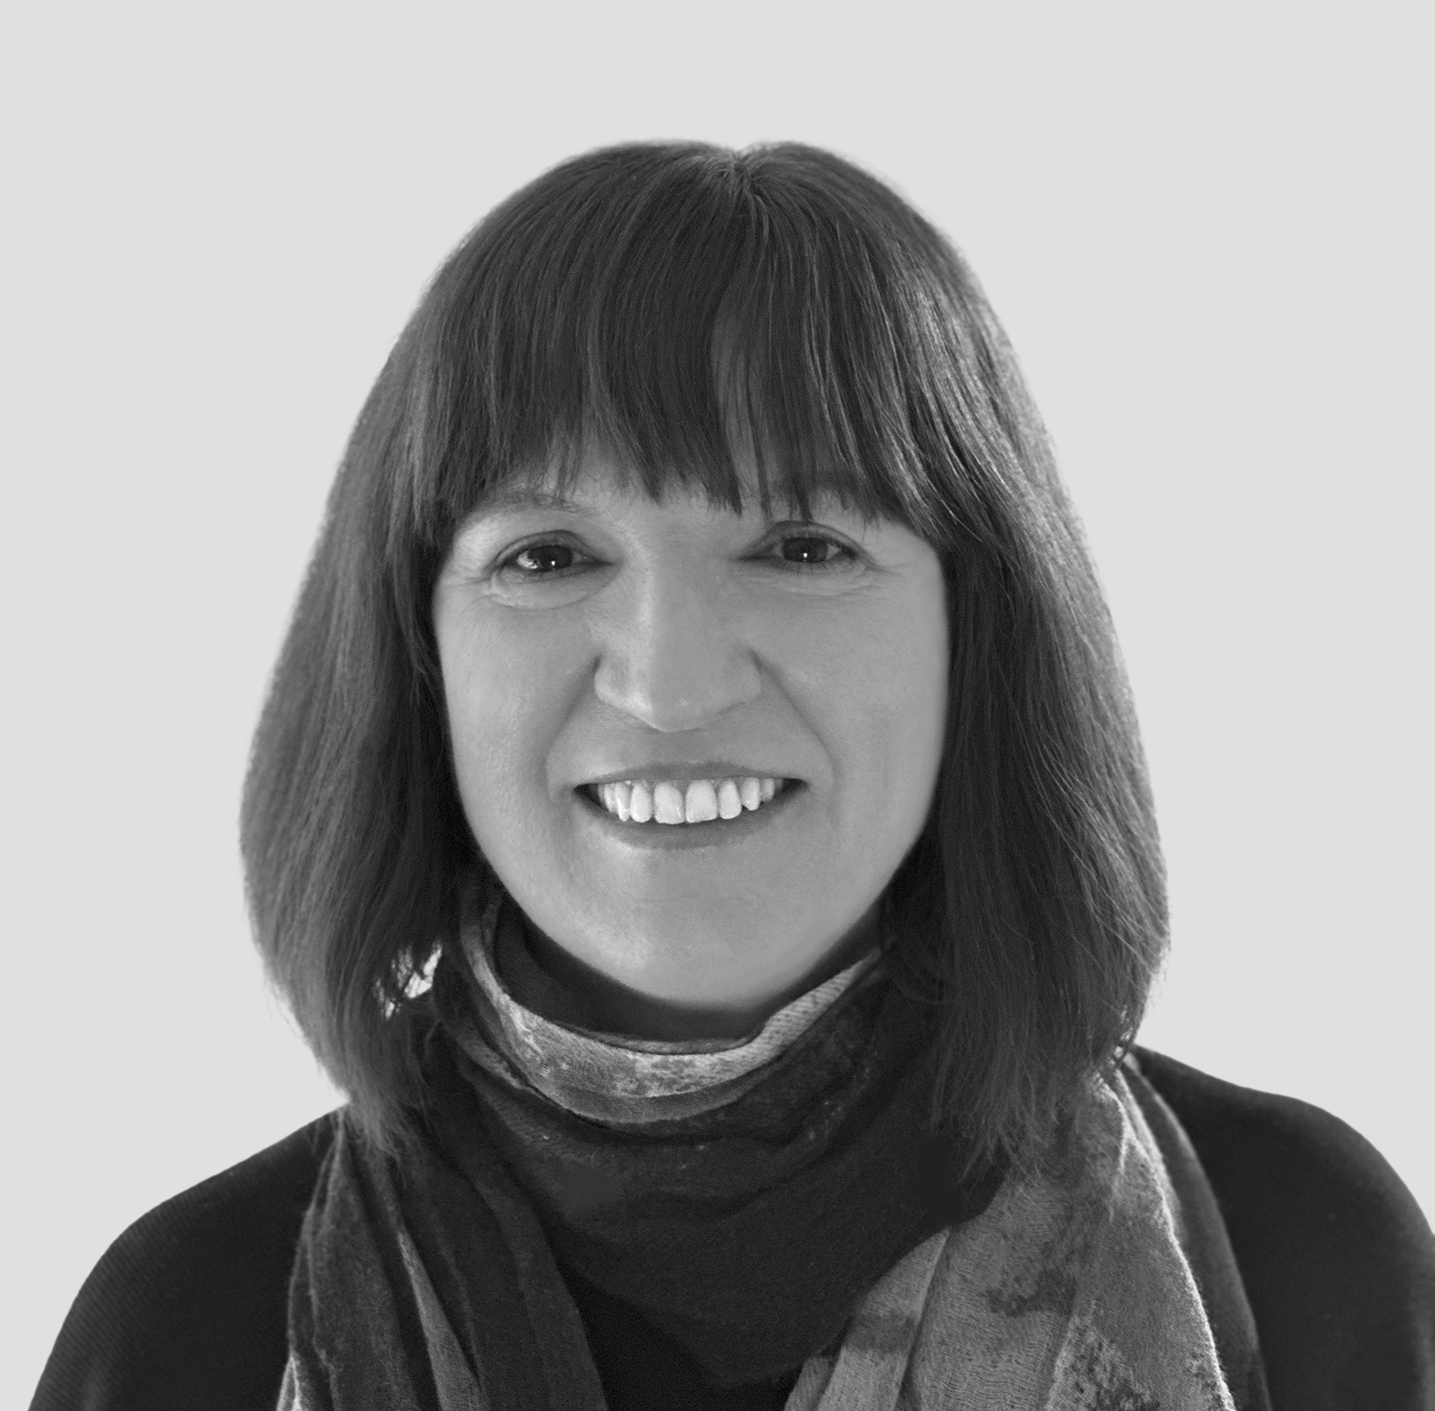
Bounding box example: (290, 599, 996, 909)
(409, 145, 962, 549)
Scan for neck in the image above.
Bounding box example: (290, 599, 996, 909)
(497, 905, 884, 1043)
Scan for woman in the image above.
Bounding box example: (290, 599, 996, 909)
(32, 141, 1434, 1410)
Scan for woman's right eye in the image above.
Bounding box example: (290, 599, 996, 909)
(499, 540, 586, 576)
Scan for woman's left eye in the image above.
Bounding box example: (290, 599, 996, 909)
(767, 532, 859, 568)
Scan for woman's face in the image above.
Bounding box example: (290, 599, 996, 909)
(432, 448, 948, 1037)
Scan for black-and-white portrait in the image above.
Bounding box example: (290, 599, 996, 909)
(13, 6, 1433, 1407)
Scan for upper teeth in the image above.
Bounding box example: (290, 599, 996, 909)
(595, 776, 782, 824)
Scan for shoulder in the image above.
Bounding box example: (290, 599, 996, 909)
(1131, 1046, 1435, 1409)
(30, 1111, 340, 1411)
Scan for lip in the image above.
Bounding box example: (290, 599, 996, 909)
(574, 779, 806, 850)
(579, 762, 798, 788)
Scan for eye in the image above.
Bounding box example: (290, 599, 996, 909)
(498, 539, 589, 576)
(769, 530, 860, 569)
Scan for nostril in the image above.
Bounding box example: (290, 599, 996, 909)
(592, 646, 763, 735)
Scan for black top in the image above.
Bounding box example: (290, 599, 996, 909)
(29, 1048, 1435, 1410)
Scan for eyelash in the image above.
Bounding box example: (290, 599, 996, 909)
(495, 530, 860, 578)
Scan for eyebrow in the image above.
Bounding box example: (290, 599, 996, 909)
(456, 480, 863, 533)
(450, 486, 599, 541)
(470, 485, 590, 516)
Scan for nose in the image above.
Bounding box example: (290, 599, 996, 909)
(591, 568, 762, 732)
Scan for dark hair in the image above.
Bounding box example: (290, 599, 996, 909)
(241, 140, 1167, 1174)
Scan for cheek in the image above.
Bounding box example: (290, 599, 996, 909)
(877, 608, 948, 792)
(836, 586, 948, 741)
(834, 581, 948, 818)
(905, 589, 950, 743)
(439, 621, 576, 832)
(764, 580, 946, 851)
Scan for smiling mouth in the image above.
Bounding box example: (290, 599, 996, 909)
(581, 776, 793, 825)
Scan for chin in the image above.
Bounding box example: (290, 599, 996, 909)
(582, 904, 810, 993)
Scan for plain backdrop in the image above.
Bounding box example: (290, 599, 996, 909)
(5, 1, 1430, 1400)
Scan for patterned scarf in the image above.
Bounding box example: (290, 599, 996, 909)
(280, 898, 1268, 1410)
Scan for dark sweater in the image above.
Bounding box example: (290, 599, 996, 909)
(29, 1048, 1435, 1410)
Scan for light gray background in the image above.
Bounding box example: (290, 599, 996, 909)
(6, 2, 1430, 1399)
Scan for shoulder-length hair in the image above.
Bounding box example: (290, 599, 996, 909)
(241, 140, 1167, 1173)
